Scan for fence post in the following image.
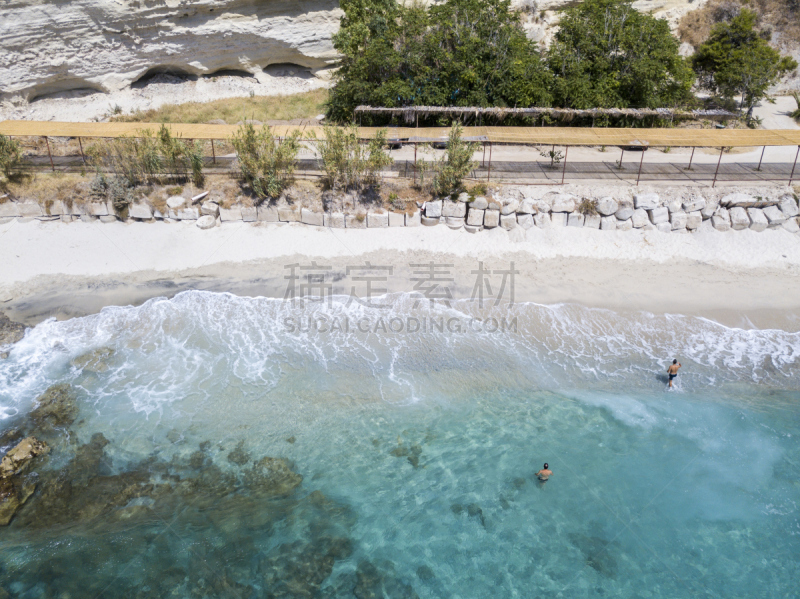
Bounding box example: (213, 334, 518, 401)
(636, 148, 645, 186)
(561, 146, 569, 185)
(211, 139, 216, 165)
(789, 145, 799, 186)
(44, 136, 54, 171)
(686, 147, 695, 171)
(78, 137, 86, 165)
(487, 142, 492, 182)
(618, 148, 624, 170)
(756, 145, 765, 171)
(712, 147, 724, 188)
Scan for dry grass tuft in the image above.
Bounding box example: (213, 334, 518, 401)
(4, 172, 87, 205)
(112, 89, 329, 125)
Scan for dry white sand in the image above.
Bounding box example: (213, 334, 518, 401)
(1, 219, 799, 328)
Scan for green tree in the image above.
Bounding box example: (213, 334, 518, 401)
(693, 9, 798, 118)
(326, 0, 552, 122)
(547, 0, 695, 109)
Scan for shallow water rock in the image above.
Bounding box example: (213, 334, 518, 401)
(260, 536, 354, 598)
(355, 560, 420, 599)
(0, 437, 49, 478)
(568, 533, 618, 576)
(227, 440, 251, 466)
(0, 312, 25, 347)
(29, 383, 78, 434)
(243, 456, 303, 497)
(71, 347, 114, 373)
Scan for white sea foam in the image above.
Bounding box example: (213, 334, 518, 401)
(1, 291, 798, 420)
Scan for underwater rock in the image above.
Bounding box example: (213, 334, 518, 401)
(354, 560, 420, 599)
(0, 312, 25, 347)
(227, 440, 251, 466)
(260, 536, 353, 598)
(451, 502, 486, 528)
(0, 427, 24, 454)
(0, 437, 49, 478)
(286, 436, 296, 444)
(416, 565, 435, 581)
(243, 456, 303, 497)
(390, 441, 423, 468)
(29, 383, 79, 435)
(71, 347, 115, 373)
(568, 533, 618, 576)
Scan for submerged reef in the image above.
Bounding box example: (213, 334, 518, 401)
(0, 384, 420, 598)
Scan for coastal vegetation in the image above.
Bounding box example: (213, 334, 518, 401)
(0, 134, 22, 181)
(327, 0, 797, 124)
(87, 125, 204, 188)
(317, 125, 393, 190)
(692, 9, 798, 118)
(231, 124, 301, 200)
(111, 89, 328, 124)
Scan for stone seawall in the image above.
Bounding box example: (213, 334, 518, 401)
(1, 185, 799, 236)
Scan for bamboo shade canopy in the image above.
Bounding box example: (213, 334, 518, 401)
(1, 121, 799, 147)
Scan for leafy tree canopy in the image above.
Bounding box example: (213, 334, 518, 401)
(547, 0, 695, 109)
(692, 9, 798, 116)
(326, 0, 552, 121)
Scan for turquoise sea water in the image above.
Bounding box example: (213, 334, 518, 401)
(1, 291, 799, 598)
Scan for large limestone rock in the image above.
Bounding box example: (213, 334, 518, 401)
(0, 437, 49, 479)
(0, 0, 342, 102)
(729, 207, 750, 231)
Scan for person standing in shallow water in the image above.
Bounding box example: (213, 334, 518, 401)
(667, 359, 681, 388)
(535, 463, 552, 482)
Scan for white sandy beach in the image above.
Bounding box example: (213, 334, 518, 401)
(1, 218, 799, 328)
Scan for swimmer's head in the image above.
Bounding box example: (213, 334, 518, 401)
(543, 463, 548, 469)
(673, 359, 678, 364)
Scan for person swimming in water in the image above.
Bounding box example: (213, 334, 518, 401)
(535, 463, 552, 482)
(667, 359, 681, 388)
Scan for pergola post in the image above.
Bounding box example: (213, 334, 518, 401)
(487, 142, 492, 182)
(413, 143, 417, 185)
(636, 149, 645, 186)
(561, 146, 569, 185)
(44, 136, 54, 171)
(789, 145, 800, 186)
(756, 145, 766, 171)
(77, 137, 86, 165)
(618, 148, 624, 170)
(211, 139, 216, 164)
(712, 146, 724, 188)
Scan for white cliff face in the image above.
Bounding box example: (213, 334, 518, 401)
(0, 0, 343, 101)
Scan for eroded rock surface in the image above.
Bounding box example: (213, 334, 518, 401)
(0, 312, 25, 348)
(0, 0, 343, 102)
(0, 437, 49, 525)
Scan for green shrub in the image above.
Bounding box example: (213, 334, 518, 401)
(791, 92, 800, 123)
(317, 125, 392, 189)
(429, 124, 479, 196)
(88, 125, 204, 188)
(231, 123, 301, 201)
(0, 134, 23, 180)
